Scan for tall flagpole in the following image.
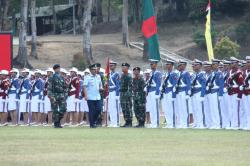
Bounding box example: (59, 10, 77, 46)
(104, 57, 110, 127)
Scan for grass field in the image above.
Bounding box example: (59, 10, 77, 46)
(0, 127, 250, 166)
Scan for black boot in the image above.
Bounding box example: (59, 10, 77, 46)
(135, 121, 145, 128)
(54, 122, 59, 128)
(121, 121, 132, 128)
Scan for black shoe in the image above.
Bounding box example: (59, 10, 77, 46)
(54, 122, 59, 128)
(90, 125, 97, 128)
(121, 121, 132, 128)
(58, 123, 63, 128)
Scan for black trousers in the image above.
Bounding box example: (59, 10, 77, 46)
(87, 100, 101, 127)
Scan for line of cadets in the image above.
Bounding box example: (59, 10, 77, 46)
(0, 56, 249, 130)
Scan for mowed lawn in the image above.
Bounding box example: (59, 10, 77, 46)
(0, 127, 250, 166)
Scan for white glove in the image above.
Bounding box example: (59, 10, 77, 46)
(200, 97, 205, 102)
(115, 96, 120, 100)
(143, 87, 147, 92)
(159, 86, 163, 91)
(155, 95, 160, 99)
(206, 86, 209, 91)
(185, 95, 190, 100)
(236, 97, 241, 101)
(172, 87, 176, 93)
(218, 96, 222, 101)
(26, 99, 30, 103)
(223, 88, 228, 93)
(187, 90, 191, 96)
(239, 86, 244, 91)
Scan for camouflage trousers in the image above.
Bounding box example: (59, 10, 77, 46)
(51, 94, 66, 123)
(120, 93, 132, 122)
(133, 99, 146, 123)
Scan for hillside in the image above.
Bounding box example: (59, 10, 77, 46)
(13, 19, 250, 70)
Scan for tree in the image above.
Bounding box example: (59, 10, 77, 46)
(13, 0, 32, 69)
(0, 0, 10, 31)
(30, 0, 38, 59)
(214, 36, 240, 59)
(96, 0, 103, 23)
(122, 0, 129, 47)
(51, 0, 57, 34)
(107, 0, 111, 22)
(82, 0, 94, 65)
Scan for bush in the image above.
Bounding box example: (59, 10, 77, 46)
(72, 52, 87, 71)
(220, 23, 250, 45)
(214, 36, 240, 59)
(192, 25, 217, 48)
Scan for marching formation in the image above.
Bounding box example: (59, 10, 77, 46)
(0, 56, 250, 130)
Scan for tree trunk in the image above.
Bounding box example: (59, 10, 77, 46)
(155, 0, 163, 19)
(82, 0, 93, 65)
(96, 0, 103, 23)
(51, 0, 57, 34)
(13, 0, 32, 69)
(122, 0, 129, 47)
(133, 0, 141, 32)
(176, 0, 185, 15)
(30, 0, 38, 59)
(143, 37, 149, 60)
(107, 0, 111, 22)
(0, 0, 10, 31)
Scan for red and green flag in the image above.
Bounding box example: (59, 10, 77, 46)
(142, 0, 160, 61)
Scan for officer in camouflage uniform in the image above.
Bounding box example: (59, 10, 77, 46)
(120, 63, 133, 127)
(132, 67, 146, 128)
(48, 64, 67, 128)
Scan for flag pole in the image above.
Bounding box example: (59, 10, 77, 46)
(104, 57, 110, 127)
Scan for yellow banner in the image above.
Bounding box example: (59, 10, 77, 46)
(205, 10, 214, 61)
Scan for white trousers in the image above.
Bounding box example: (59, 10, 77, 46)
(191, 92, 204, 128)
(19, 94, 30, 113)
(207, 93, 220, 128)
(240, 95, 250, 129)
(242, 95, 250, 129)
(228, 94, 239, 128)
(175, 91, 189, 128)
(161, 93, 175, 128)
(204, 95, 212, 128)
(8, 94, 17, 111)
(31, 95, 41, 113)
(108, 91, 120, 126)
(148, 91, 160, 128)
(43, 96, 51, 113)
(0, 97, 8, 113)
(67, 95, 78, 112)
(220, 93, 230, 128)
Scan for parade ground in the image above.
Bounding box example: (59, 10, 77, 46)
(0, 127, 250, 166)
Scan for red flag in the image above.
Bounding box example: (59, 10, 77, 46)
(142, 16, 157, 38)
(206, 0, 211, 11)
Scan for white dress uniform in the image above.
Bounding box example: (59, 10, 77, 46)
(161, 68, 178, 128)
(108, 71, 120, 127)
(174, 70, 191, 128)
(146, 69, 162, 128)
(8, 77, 20, 111)
(190, 69, 206, 129)
(19, 77, 32, 113)
(220, 70, 230, 128)
(31, 78, 44, 113)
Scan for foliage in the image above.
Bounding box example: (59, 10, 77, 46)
(219, 23, 250, 45)
(192, 25, 217, 48)
(214, 36, 240, 59)
(72, 53, 87, 71)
